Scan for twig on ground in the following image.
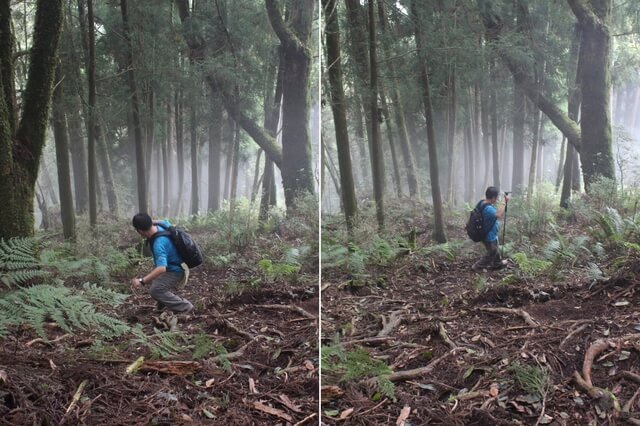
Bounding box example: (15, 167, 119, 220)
(377, 311, 403, 338)
(254, 304, 317, 320)
(623, 386, 640, 413)
(560, 323, 590, 349)
(478, 307, 539, 327)
(357, 398, 389, 416)
(380, 348, 464, 383)
(65, 379, 89, 414)
(623, 371, 640, 384)
(343, 336, 394, 346)
(208, 335, 263, 364)
(26, 333, 71, 347)
(293, 412, 318, 425)
(438, 322, 457, 349)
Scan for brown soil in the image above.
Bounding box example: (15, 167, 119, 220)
(321, 226, 640, 425)
(0, 239, 319, 425)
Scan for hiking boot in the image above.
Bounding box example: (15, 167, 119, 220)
(154, 302, 166, 313)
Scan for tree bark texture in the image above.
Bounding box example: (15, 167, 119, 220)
(86, 0, 97, 224)
(120, 0, 148, 213)
(0, 0, 63, 238)
(412, 0, 446, 243)
(208, 97, 222, 212)
(190, 103, 199, 215)
(51, 64, 75, 240)
(265, 0, 316, 209)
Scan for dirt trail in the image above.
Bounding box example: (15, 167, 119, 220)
(321, 237, 640, 425)
(0, 262, 319, 425)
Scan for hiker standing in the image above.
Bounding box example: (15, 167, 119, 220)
(471, 187, 509, 271)
(131, 213, 194, 313)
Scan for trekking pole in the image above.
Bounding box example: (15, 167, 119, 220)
(501, 192, 510, 259)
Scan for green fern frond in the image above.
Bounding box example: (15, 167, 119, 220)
(192, 333, 215, 360)
(0, 284, 131, 340)
(82, 283, 129, 307)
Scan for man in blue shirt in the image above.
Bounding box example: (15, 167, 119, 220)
(472, 186, 509, 271)
(131, 213, 193, 313)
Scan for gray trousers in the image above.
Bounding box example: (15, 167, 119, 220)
(473, 240, 502, 269)
(149, 271, 193, 313)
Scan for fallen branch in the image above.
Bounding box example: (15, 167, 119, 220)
(623, 386, 640, 414)
(208, 335, 263, 364)
(252, 401, 293, 422)
(26, 333, 71, 347)
(559, 323, 590, 349)
(293, 412, 318, 426)
(320, 385, 344, 403)
(377, 311, 403, 338)
(254, 304, 316, 320)
(343, 336, 394, 346)
(623, 371, 640, 384)
(383, 348, 464, 383)
(65, 379, 89, 413)
(438, 322, 458, 349)
(139, 360, 202, 376)
(478, 307, 539, 327)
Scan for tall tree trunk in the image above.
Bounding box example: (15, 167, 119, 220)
(86, 0, 97, 224)
(569, 0, 615, 189)
(561, 24, 582, 208)
(163, 102, 171, 216)
(265, 0, 316, 210)
(208, 97, 222, 212)
(512, 81, 526, 192)
(97, 125, 118, 214)
(250, 149, 263, 203)
(555, 136, 566, 190)
(0, 0, 63, 238)
(51, 64, 75, 240)
(120, 0, 147, 213)
(464, 116, 475, 203)
(480, 77, 492, 190)
(377, 0, 418, 197)
(175, 90, 184, 215)
(229, 119, 240, 211)
(446, 68, 457, 205)
(145, 89, 155, 202)
(380, 85, 402, 198)
(367, 0, 385, 229)
(190, 103, 199, 215)
(490, 62, 501, 189)
(412, 0, 446, 243)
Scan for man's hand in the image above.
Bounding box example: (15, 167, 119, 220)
(504, 194, 510, 203)
(130, 277, 142, 291)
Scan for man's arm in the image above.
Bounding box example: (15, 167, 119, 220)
(131, 265, 166, 289)
(496, 195, 510, 219)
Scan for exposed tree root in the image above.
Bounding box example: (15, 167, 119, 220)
(207, 335, 264, 365)
(139, 360, 202, 376)
(478, 307, 539, 327)
(26, 333, 71, 347)
(254, 304, 317, 320)
(559, 323, 590, 349)
(377, 311, 403, 337)
(381, 348, 464, 383)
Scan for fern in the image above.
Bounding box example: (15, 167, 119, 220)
(192, 333, 215, 359)
(82, 283, 129, 307)
(0, 284, 131, 340)
(212, 343, 232, 372)
(512, 253, 551, 277)
(0, 237, 49, 288)
(132, 330, 188, 359)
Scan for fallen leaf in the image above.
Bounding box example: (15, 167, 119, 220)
(415, 383, 437, 391)
(613, 301, 630, 307)
(508, 400, 526, 413)
(618, 350, 631, 361)
(181, 414, 194, 422)
(321, 386, 344, 403)
(489, 383, 499, 397)
(278, 394, 302, 413)
(253, 401, 293, 422)
(0, 370, 7, 383)
(324, 409, 339, 417)
(539, 414, 554, 424)
(49, 359, 57, 371)
(515, 394, 540, 404)
(205, 378, 215, 388)
(471, 334, 481, 342)
(202, 408, 215, 419)
(304, 360, 315, 371)
(125, 356, 145, 374)
(396, 405, 411, 426)
(249, 378, 258, 394)
(339, 408, 354, 419)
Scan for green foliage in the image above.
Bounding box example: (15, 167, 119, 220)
(322, 341, 395, 401)
(508, 362, 552, 399)
(0, 284, 130, 340)
(543, 226, 593, 268)
(192, 333, 215, 360)
(132, 330, 188, 360)
(0, 237, 50, 288)
(257, 258, 300, 284)
(509, 183, 558, 238)
(512, 252, 551, 278)
(419, 240, 464, 261)
(82, 282, 129, 307)
(212, 343, 232, 372)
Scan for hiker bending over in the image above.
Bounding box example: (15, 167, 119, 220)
(472, 187, 509, 271)
(131, 213, 193, 313)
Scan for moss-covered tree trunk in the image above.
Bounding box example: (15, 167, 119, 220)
(412, 0, 446, 243)
(380, 85, 402, 198)
(266, 0, 316, 210)
(569, 0, 615, 189)
(0, 0, 63, 238)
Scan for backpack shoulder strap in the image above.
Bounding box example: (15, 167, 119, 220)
(147, 230, 172, 247)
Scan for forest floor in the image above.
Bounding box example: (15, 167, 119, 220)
(321, 202, 640, 425)
(0, 216, 319, 425)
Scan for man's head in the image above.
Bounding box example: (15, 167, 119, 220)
(132, 213, 154, 238)
(485, 186, 499, 202)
